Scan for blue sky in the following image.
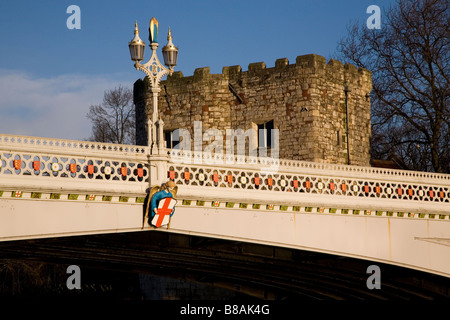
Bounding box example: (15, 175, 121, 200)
(0, 0, 396, 140)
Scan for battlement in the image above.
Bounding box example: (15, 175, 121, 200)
(163, 54, 371, 84)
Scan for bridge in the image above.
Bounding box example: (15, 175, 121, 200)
(1, 133, 449, 299)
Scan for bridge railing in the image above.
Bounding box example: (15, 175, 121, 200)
(0, 134, 149, 197)
(0, 134, 149, 158)
(167, 149, 450, 216)
(1, 134, 449, 216)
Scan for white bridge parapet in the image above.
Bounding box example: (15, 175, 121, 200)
(0, 134, 149, 197)
(0, 133, 449, 216)
(168, 149, 450, 217)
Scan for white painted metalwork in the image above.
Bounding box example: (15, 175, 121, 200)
(129, 18, 178, 155)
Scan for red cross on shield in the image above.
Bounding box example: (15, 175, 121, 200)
(152, 197, 177, 228)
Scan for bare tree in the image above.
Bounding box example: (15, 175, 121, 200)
(337, 0, 449, 173)
(87, 85, 136, 144)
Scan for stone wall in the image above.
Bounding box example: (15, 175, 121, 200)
(134, 53, 372, 166)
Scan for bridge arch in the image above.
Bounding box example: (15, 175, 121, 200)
(0, 231, 449, 300)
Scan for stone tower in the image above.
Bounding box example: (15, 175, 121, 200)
(133, 54, 372, 166)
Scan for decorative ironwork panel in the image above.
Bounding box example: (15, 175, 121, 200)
(0, 151, 148, 183)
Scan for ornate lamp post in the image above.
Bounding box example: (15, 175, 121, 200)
(129, 17, 178, 154)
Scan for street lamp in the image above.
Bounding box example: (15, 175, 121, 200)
(128, 21, 145, 62)
(129, 17, 178, 154)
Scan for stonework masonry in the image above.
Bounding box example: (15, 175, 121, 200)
(134, 54, 372, 166)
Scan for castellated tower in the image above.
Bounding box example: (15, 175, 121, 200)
(134, 54, 372, 166)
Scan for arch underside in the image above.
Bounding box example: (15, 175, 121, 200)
(0, 231, 448, 300)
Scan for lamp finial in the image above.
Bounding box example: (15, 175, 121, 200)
(149, 17, 159, 44)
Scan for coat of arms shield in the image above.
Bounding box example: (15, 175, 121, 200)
(151, 197, 177, 228)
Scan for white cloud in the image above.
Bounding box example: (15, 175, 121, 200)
(0, 69, 135, 141)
